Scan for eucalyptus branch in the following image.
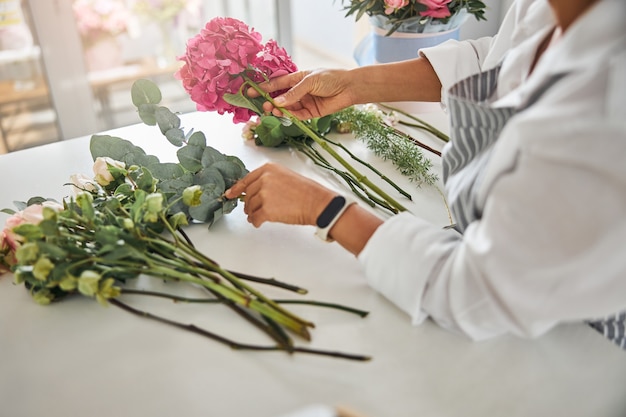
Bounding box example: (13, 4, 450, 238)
(110, 298, 370, 361)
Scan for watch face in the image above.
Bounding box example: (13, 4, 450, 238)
(316, 196, 346, 228)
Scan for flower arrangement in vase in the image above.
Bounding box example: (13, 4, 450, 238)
(72, 0, 130, 71)
(343, 0, 487, 64)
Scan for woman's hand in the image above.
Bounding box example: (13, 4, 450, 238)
(224, 163, 336, 227)
(225, 163, 383, 255)
(247, 69, 357, 120)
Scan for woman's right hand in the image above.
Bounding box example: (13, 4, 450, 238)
(247, 69, 357, 120)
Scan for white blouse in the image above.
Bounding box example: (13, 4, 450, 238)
(358, 0, 626, 340)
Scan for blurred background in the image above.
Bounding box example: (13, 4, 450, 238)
(0, 0, 513, 154)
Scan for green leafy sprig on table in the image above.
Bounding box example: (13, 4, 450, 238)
(0, 79, 370, 361)
(333, 105, 439, 187)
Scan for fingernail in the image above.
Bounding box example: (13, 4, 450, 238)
(274, 96, 286, 106)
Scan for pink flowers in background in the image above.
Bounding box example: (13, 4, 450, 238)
(384, 0, 452, 18)
(384, 0, 409, 15)
(342, 0, 485, 34)
(419, 0, 453, 18)
(72, 0, 130, 43)
(175, 17, 297, 124)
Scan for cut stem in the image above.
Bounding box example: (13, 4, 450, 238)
(110, 298, 370, 361)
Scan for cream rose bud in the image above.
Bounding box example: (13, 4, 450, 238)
(93, 157, 125, 186)
(70, 173, 97, 195)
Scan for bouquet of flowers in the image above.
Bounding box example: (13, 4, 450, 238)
(341, 0, 487, 35)
(72, 0, 130, 44)
(0, 79, 369, 361)
(177, 17, 447, 215)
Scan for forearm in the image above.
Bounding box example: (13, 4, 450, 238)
(327, 205, 384, 256)
(347, 57, 442, 104)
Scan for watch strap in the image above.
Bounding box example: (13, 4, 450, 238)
(314, 195, 356, 242)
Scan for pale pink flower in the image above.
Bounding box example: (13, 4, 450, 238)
(384, 0, 409, 15)
(241, 117, 260, 140)
(1, 201, 64, 272)
(418, 0, 452, 18)
(70, 173, 98, 196)
(93, 157, 125, 186)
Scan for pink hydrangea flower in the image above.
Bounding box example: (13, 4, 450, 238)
(419, 0, 452, 18)
(384, 0, 409, 15)
(176, 17, 298, 124)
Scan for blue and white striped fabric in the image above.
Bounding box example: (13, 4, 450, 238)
(443, 64, 625, 350)
(443, 65, 515, 233)
(588, 313, 626, 350)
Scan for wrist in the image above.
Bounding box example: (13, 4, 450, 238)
(314, 195, 357, 242)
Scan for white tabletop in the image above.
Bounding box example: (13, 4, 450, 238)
(1, 111, 625, 417)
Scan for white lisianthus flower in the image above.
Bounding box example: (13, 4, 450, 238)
(93, 157, 125, 186)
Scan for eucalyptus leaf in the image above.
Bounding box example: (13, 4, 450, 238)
(200, 146, 227, 167)
(164, 128, 185, 147)
(212, 160, 244, 189)
(137, 103, 158, 126)
(131, 79, 162, 107)
(177, 145, 204, 172)
(159, 172, 194, 195)
(90, 135, 160, 169)
(187, 131, 206, 147)
(148, 162, 184, 181)
(156, 107, 181, 135)
(194, 167, 226, 193)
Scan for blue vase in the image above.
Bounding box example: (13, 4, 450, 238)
(354, 13, 466, 66)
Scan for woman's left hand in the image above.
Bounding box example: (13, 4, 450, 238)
(224, 163, 336, 228)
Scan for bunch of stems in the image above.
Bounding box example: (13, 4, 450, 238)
(245, 77, 410, 215)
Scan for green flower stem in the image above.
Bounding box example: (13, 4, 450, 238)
(388, 125, 442, 157)
(159, 230, 315, 329)
(244, 77, 408, 213)
(120, 288, 369, 317)
(138, 232, 316, 336)
(146, 264, 312, 340)
(110, 298, 370, 361)
(289, 136, 399, 214)
(378, 102, 449, 142)
(322, 136, 412, 200)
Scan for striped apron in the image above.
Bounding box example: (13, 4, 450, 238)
(443, 65, 625, 350)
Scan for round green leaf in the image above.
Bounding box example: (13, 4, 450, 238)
(131, 79, 162, 107)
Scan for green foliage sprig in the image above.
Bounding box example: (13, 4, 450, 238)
(333, 105, 438, 186)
